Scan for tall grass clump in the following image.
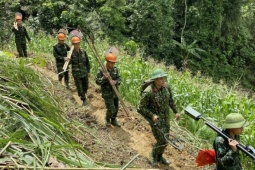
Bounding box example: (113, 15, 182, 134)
(0, 53, 99, 168)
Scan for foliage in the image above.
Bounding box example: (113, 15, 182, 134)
(124, 40, 138, 56)
(129, 0, 175, 60)
(0, 53, 102, 168)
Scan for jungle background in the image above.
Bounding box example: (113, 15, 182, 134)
(1, 0, 255, 169)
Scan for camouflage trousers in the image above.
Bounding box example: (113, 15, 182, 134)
(151, 125, 169, 159)
(73, 75, 89, 101)
(16, 42, 27, 57)
(56, 63, 69, 86)
(103, 95, 119, 120)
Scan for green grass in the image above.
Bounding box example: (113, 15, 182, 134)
(4, 30, 255, 169)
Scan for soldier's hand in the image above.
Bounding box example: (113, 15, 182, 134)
(110, 80, 116, 85)
(228, 139, 239, 152)
(64, 57, 70, 61)
(13, 22, 18, 30)
(152, 115, 159, 123)
(175, 113, 181, 121)
(103, 72, 110, 79)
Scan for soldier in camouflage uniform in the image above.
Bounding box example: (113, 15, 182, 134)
(95, 53, 121, 127)
(53, 31, 70, 89)
(68, 35, 90, 106)
(213, 113, 249, 170)
(138, 68, 181, 167)
(12, 13, 30, 57)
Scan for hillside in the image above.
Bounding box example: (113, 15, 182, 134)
(32, 61, 205, 169)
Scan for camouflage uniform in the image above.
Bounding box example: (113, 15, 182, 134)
(95, 66, 121, 123)
(213, 133, 242, 170)
(70, 49, 90, 102)
(53, 43, 70, 87)
(138, 83, 178, 162)
(12, 26, 30, 57)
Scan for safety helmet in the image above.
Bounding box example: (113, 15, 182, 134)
(57, 33, 66, 40)
(15, 15, 22, 21)
(105, 53, 117, 62)
(71, 36, 80, 44)
(150, 69, 168, 80)
(58, 28, 67, 35)
(70, 29, 83, 39)
(223, 113, 249, 129)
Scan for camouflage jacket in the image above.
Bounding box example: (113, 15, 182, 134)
(12, 26, 30, 44)
(95, 66, 121, 98)
(53, 43, 70, 63)
(70, 49, 90, 78)
(213, 133, 242, 170)
(138, 83, 178, 128)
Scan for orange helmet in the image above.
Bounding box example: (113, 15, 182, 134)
(57, 33, 66, 40)
(15, 15, 22, 21)
(71, 36, 81, 43)
(106, 53, 117, 62)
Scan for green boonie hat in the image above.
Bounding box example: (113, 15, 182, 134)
(223, 113, 249, 129)
(150, 69, 168, 80)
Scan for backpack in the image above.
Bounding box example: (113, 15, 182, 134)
(140, 79, 153, 95)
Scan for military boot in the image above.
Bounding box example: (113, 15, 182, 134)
(82, 100, 88, 106)
(159, 156, 170, 165)
(105, 118, 111, 127)
(111, 118, 121, 127)
(65, 82, 70, 89)
(150, 152, 158, 167)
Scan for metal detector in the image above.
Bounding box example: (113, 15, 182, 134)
(154, 124, 183, 151)
(184, 106, 255, 161)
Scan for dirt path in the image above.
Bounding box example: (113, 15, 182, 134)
(33, 65, 202, 170)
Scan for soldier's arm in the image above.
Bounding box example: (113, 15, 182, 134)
(167, 86, 178, 113)
(96, 68, 107, 85)
(85, 51, 90, 73)
(24, 27, 31, 42)
(53, 46, 64, 61)
(138, 92, 154, 121)
(12, 27, 17, 33)
(214, 136, 239, 168)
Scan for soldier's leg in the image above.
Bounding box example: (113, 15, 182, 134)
(74, 77, 85, 101)
(104, 97, 116, 126)
(22, 43, 28, 57)
(82, 75, 89, 93)
(80, 76, 88, 106)
(151, 126, 168, 166)
(64, 70, 70, 89)
(111, 97, 120, 127)
(56, 64, 64, 82)
(16, 43, 24, 57)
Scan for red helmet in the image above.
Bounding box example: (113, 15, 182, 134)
(71, 36, 80, 43)
(105, 53, 117, 62)
(57, 33, 65, 40)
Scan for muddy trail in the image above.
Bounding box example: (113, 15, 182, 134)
(32, 64, 203, 170)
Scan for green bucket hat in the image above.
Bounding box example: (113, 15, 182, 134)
(223, 113, 249, 129)
(150, 69, 168, 80)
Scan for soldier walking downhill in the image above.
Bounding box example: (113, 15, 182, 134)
(68, 31, 90, 106)
(95, 53, 121, 127)
(138, 68, 181, 167)
(53, 30, 70, 89)
(12, 12, 30, 57)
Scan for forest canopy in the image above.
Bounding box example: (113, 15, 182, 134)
(1, 0, 255, 90)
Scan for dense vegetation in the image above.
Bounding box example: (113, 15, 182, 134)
(1, 0, 255, 90)
(3, 29, 255, 169)
(1, 0, 255, 169)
